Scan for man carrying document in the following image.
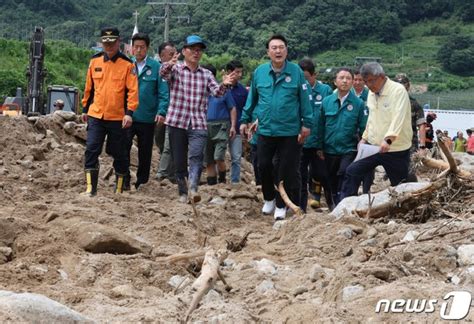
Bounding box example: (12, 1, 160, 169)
(340, 62, 413, 200)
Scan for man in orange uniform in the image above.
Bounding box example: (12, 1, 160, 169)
(82, 27, 139, 196)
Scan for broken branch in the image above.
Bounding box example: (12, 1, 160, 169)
(275, 181, 302, 216)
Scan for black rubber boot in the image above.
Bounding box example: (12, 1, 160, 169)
(83, 169, 98, 197)
(325, 190, 335, 211)
(207, 176, 217, 185)
(114, 173, 126, 194)
(123, 173, 131, 191)
(218, 171, 226, 184)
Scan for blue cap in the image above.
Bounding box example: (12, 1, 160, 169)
(183, 35, 206, 49)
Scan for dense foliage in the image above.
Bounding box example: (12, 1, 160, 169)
(437, 35, 474, 76)
(0, 0, 473, 107)
(0, 38, 90, 98)
(0, 0, 470, 58)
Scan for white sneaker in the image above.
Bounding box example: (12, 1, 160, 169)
(274, 207, 287, 221)
(262, 199, 276, 214)
(178, 195, 188, 203)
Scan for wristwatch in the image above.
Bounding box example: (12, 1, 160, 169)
(384, 138, 392, 145)
(419, 145, 426, 149)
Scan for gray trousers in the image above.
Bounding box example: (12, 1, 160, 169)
(156, 126, 175, 180)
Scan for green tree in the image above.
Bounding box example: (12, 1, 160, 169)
(438, 35, 474, 75)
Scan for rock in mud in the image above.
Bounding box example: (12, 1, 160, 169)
(0, 290, 93, 323)
(73, 222, 152, 255)
(457, 244, 474, 266)
(256, 280, 275, 294)
(342, 285, 364, 301)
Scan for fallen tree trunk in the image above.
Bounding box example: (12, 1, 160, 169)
(184, 249, 228, 322)
(354, 180, 445, 218)
(438, 137, 458, 173)
(420, 138, 471, 179)
(352, 145, 472, 219)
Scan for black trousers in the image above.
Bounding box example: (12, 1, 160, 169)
(84, 116, 127, 174)
(300, 148, 333, 212)
(362, 170, 375, 193)
(324, 152, 356, 205)
(258, 135, 301, 209)
(340, 149, 410, 200)
(125, 121, 156, 185)
(250, 143, 261, 185)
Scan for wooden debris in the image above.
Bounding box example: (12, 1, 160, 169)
(275, 181, 303, 216)
(230, 192, 259, 201)
(437, 137, 459, 174)
(156, 250, 206, 264)
(226, 231, 252, 252)
(184, 249, 229, 322)
(421, 154, 471, 179)
(388, 227, 474, 248)
(355, 182, 441, 219)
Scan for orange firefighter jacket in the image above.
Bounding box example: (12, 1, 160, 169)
(82, 52, 138, 121)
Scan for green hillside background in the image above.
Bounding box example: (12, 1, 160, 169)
(0, 0, 473, 110)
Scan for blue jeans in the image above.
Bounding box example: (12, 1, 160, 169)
(229, 135, 242, 183)
(168, 126, 207, 194)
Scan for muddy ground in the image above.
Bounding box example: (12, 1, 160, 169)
(0, 113, 473, 323)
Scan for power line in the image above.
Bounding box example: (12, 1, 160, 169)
(147, 1, 190, 42)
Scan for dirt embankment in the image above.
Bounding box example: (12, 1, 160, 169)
(0, 113, 473, 322)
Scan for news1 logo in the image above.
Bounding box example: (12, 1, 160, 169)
(375, 291, 472, 320)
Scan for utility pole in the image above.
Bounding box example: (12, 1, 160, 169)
(147, 1, 190, 42)
(133, 10, 139, 26)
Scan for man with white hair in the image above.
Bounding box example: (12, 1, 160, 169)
(340, 62, 413, 200)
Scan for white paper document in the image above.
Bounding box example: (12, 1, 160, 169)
(354, 144, 380, 162)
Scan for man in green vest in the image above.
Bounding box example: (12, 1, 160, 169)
(351, 69, 369, 102)
(240, 34, 313, 221)
(124, 32, 169, 190)
(319, 67, 368, 205)
(298, 58, 333, 211)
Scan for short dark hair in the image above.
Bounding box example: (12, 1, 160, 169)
(335, 67, 354, 79)
(132, 32, 150, 47)
(158, 41, 175, 55)
(298, 58, 315, 75)
(202, 64, 217, 77)
(467, 129, 473, 135)
(226, 60, 243, 72)
(353, 68, 361, 76)
(266, 34, 287, 49)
